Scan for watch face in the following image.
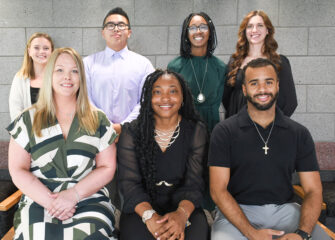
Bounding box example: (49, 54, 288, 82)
(295, 229, 312, 240)
(142, 210, 156, 223)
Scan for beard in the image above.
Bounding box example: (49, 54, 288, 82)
(246, 91, 279, 111)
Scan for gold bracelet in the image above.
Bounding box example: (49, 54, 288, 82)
(178, 206, 191, 227)
(178, 206, 188, 220)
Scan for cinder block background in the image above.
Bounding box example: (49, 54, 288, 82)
(0, 0, 334, 142)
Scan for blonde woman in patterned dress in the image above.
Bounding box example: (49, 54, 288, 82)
(7, 48, 118, 240)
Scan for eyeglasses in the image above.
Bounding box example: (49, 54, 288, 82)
(188, 24, 209, 34)
(103, 22, 129, 31)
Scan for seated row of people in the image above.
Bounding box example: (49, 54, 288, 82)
(7, 54, 330, 239)
(7, 6, 327, 240)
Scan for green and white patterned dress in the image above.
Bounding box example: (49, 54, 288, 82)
(7, 109, 118, 240)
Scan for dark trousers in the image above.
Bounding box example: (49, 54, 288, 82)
(119, 208, 209, 240)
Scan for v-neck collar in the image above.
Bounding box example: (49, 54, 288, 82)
(55, 114, 77, 143)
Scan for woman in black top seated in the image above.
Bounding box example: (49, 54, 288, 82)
(118, 69, 209, 240)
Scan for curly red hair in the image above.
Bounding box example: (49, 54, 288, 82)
(227, 10, 281, 86)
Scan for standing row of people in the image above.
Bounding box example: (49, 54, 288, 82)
(6, 6, 328, 240)
(9, 9, 297, 126)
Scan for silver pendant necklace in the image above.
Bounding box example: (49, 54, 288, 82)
(249, 116, 275, 155)
(189, 58, 208, 103)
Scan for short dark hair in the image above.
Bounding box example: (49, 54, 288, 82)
(102, 7, 131, 29)
(180, 12, 217, 58)
(242, 58, 279, 84)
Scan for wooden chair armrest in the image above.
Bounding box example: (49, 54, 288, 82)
(293, 185, 305, 199)
(317, 221, 335, 240)
(293, 185, 327, 210)
(1, 227, 14, 240)
(0, 190, 22, 211)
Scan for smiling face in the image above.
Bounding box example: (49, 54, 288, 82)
(151, 74, 183, 121)
(245, 15, 268, 45)
(28, 37, 52, 65)
(188, 15, 210, 51)
(101, 14, 132, 51)
(52, 53, 80, 100)
(243, 65, 279, 111)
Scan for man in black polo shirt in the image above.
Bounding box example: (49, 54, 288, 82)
(209, 58, 330, 240)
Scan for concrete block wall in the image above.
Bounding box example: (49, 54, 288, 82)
(0, 0, 334, 142)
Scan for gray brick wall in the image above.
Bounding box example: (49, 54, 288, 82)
(0, 0, 334, 142)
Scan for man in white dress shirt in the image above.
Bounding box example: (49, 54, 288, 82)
(84, 7, 154, 210)
(84, 7, 154, 137)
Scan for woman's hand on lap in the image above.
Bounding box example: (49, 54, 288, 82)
(57, 207, 76, 221)
(145, 213, 164, 239)
(154, 210, 187, 240)
(47, 188, 78, 219)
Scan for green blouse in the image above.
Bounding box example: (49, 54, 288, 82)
(168, 55, 226, 132)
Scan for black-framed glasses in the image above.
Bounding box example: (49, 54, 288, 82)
(103, 22, 129, 31)
(188, 24, 209, 34)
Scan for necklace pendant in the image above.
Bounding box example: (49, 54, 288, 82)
(263, 144, 269, 155)
(197, 93, 206, 103)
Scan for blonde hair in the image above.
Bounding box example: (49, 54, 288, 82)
(32, 48, 98, 137)
(17, 32, 54, 79)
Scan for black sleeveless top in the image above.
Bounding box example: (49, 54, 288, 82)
(30, 87, 40, 104)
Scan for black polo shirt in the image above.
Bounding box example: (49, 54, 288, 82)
(209, 106, 319, 205)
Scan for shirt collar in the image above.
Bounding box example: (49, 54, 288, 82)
(104, 46, 129, 59)
(237, 105, 289, 129)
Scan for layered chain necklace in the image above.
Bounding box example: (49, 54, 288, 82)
(249, 116, 275, 155)
(154, 120, 181, 149)
(189, 58, 208, 103)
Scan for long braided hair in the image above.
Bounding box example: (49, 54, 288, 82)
(227, 10, 281, 86)
(180, 12, 217, 58)
(133, 69, 200, 200)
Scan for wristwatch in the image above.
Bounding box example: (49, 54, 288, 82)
(142, 209, 156, 223)
(295, 229, 312, 240)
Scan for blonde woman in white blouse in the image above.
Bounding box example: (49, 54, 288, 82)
(9, 32, 54, 120)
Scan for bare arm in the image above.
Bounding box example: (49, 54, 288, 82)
(210, 166, 283, 240)
(298, 171, 322, 233)
(8, 137, 54, 209)
(277, 171, 322, 240)
(73, 142, 117, 199)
